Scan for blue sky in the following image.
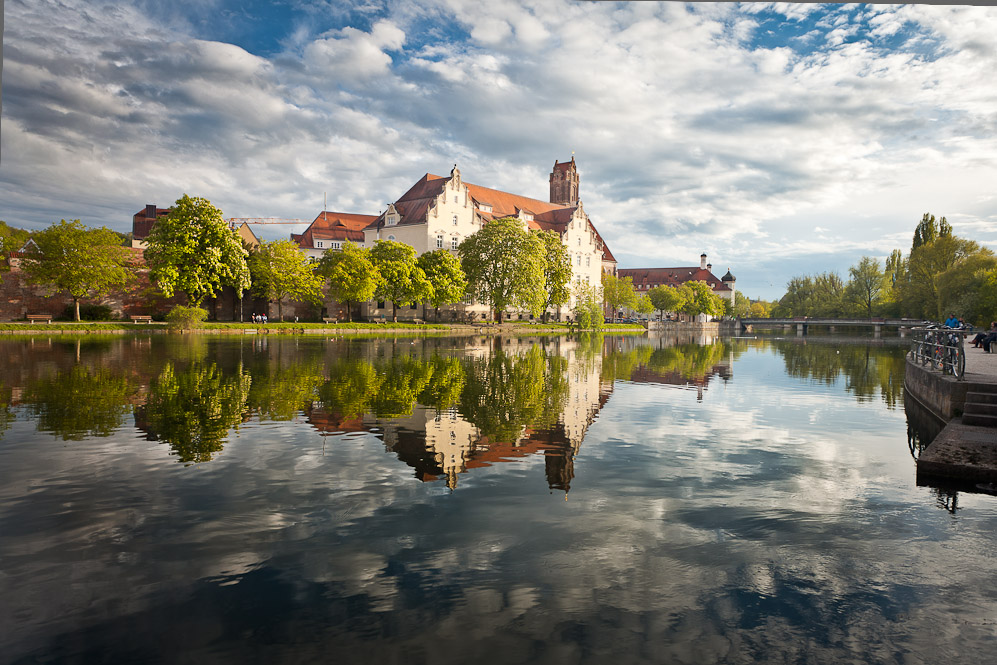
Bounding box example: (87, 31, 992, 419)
(2, 1, 996, 300)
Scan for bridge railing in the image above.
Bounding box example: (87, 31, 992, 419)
(908, 324, 967, 380)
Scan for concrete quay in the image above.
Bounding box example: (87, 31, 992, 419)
(907, 346, 997, 486)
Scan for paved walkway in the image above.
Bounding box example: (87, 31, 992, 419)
(917, 344, 997, 489)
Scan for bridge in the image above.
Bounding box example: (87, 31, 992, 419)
(739, 317, 928, 336)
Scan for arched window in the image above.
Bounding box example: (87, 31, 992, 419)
(387, 235, 396, 241)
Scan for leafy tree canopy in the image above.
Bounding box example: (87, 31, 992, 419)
(678, 280, 726, 318)
(648, 285, 684, 318)
(459, 217, 545, 322)
(317, 242, 382, 322)
(249, 239, 323, 321)
(370, 240, 432, 321)
(21, 219, 133, 321)
(533, 229, 572, 319)
(144, 194, 250, 306)
(417, 249, 467, 315)
(602, 273, 637, 318)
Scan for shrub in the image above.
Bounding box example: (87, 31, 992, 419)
(165, 305, 208, 331)
(60, 304, 113, 321)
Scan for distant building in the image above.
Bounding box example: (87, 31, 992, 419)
(618, 254, 736, 319)
(291, 211, 378, 261)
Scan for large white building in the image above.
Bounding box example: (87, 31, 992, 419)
(294, 158, 616, 321)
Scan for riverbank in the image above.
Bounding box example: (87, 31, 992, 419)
(0, 321, 648, 335)
(905, 349, 997, 485)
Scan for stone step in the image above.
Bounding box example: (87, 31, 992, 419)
(964, 401, 997, 416)
(962, 412, 997, 428)
(967, 384, 997, 395)
(967, 391, 997, 405)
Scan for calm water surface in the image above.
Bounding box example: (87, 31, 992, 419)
(0, 333, 995, 664)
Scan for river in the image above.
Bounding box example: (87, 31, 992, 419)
(0, 333, 994, 664)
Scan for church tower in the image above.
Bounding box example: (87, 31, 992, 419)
(549, 156, 580, 206)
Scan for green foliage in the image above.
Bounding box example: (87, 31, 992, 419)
(844, 257, 888, 317)
(748, 300, 773, 317)
(370, 240, 432, 321)
(246, 354, 325, 421)
(317, 242, 382, 322)
(898, 234, 993, 320)
(602, 273, 637, 319)
(21, 219, 133, 321)
(573, 283, 604, 329)
(725, 290, 751, 318)
(165, 305, 209, 331)
(249, 239, 324, 321)
(634, 293, 655, 317)
(773, 272, 846, 318)
(648, 285, 684, 319)
(417, 249, 467, 317)
(459, 217, 545, 322)
(144, 194, 250, 306)
(24, 365, 134, 440)
(140, 360, 251, 464)
(533, 229, 572, 318)
(677, 280, 726, 318)
(61, 303, 113, 321)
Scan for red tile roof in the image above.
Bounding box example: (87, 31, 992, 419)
(617, 267, 731, 292)
(296, 211, 378, 249)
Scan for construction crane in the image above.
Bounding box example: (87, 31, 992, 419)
(225, 218, 305, 227)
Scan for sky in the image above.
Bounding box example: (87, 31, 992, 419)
(2, 1, 996, 300)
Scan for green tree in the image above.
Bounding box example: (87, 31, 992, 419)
(459, 217, 545, 323)
(417, 249, 467, 321)
(634, 293, 655, 319)
(144, 194, 251, 307)
(369, 240, 432, 322)
(677, 281, 725, 319)
(845, 257, 888, 317)
(316, 242, 381, 323)
(899, 235, 993, 320)
(25, 365, 134, 440)
(602, 274, 637, 321)
(21, 220, 133, 321)
(533, 229, 572, 322)
(572, 283, 604, 329)
(724, 290, 751, 318)
(648, 285, 684, 320)
(248, 239, 323, 321)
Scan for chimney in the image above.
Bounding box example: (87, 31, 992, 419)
(707, 263, 712, 272)
(700, 253, 707, 270)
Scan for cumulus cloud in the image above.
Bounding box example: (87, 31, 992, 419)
(1, 0, 996, 295)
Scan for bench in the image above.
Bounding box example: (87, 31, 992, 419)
(130, 315, 153, 324)
(322, 317, 337, 324)
(412, 318, 424, 325)
(27, 314, 52, 324)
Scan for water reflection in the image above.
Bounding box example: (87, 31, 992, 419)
(3, 334, 995, 664)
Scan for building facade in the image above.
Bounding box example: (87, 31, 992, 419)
(617, 254, 736, 320)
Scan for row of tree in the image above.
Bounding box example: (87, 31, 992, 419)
(601, 273, 741, 320)
(773, 213, 997, 324)
(10, 195, 586, 323)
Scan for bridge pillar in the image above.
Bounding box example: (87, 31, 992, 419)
(829, 326, 835, 333)
(874, 323, 882, 338)
(784, 324, 792, 333)
(797, 323, 805, 336)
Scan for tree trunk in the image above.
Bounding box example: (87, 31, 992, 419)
(278, 298, 284, 322)
(74, 298, 80, 321)
(346, 300, 352, 323)
(496, 309, 503, 324)
(392, 301, 397, 322)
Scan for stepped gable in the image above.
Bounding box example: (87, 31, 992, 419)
(292, 211, 377, 248)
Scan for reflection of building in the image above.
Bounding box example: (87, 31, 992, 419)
(303, 337, 609, 492)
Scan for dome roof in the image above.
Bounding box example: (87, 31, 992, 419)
(722, 269, 735, 282)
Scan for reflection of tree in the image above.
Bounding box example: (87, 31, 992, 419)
(246, 356, 325, 421)
(140, 362, 251, 464)
(771, 340, 907, 408)
(601, 344, 654, 382)
(645, 343, 730, 379)
(371, 356, 434, 418)
(459, 346, 569, 442)
(24, 366, 134, 440)
(0, 383, 16, 440)
(418, 356, 466, 412)
(319, 359, 380, 419)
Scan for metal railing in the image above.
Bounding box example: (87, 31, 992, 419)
(908, 323, 967, 380)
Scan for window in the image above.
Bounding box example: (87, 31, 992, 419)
(586, 256, 590, 267)
(386, 214, 398, 226)
(436, 235, 444, 249)
(576, 255, 581, 266)
(453, 214, 458, 226)
(451, 237, 459, 250)
(377, 301, 386, 309)
(387, 235, 395, 241)
(331, 241, 341, 250)
(316, 240, 323, 248)
(578, 237, 581, 246)
(411, 302, 418, 309)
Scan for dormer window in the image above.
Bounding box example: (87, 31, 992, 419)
(316, 241, 324, 249)
(478, 203, 492, 213)
(331, 242, 341, 250)
(385, 213, 398, 226)
(522, 212, 534, 222)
